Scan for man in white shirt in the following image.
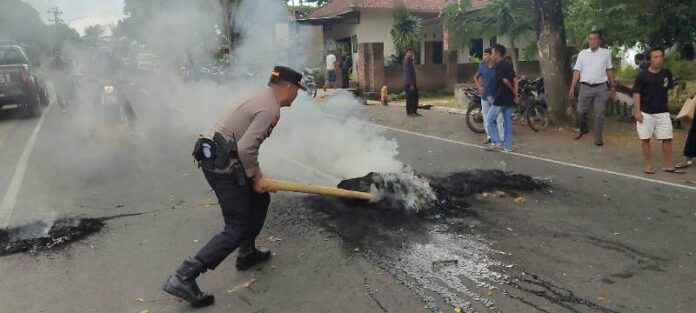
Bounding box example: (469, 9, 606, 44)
(324, 50, 337, 91)
(568, 30, 617, 146)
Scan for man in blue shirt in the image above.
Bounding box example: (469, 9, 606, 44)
(486, 44, 518, 152)
(474, 48, 504, 144)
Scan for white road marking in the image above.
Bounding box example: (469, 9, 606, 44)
(325, 113, 696, 192)
(0, 104, 52, 228)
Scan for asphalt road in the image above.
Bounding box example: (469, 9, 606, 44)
(0, 89, 694, 313)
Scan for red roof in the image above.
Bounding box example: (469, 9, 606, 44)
(308, 0, 490, 19)
(308, 0, 437, 19)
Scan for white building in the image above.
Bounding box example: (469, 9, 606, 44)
(297, 0, 537, 65)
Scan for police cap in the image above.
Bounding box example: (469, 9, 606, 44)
(270, 66, 306, 90)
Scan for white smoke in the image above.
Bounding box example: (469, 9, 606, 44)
(12, 0, 436, 226)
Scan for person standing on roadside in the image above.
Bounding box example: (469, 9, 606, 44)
(324, 50, 337, 91)
(634, 53, 649, 72)
(568, 30, 617, 146)
(676, 111, 696, 170)
(404, 47, 420, 117)
(341, 53, 352, 89)
(633, 47, 683, 175)
(485, 44, 518, 152)
(474, 48, 504, 144)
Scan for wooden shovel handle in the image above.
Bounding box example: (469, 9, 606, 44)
(265, 179, 373, 201)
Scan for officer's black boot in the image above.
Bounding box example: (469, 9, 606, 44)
(236, 242, 271, 271)
(162, 258, 215, 308)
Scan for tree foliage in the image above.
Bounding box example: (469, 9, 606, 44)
(0, 0, 81, 61)
(389, 8, 424, 55)
(117, 0, 226, 42)
(83, 25, 105, 47)
(443, 0, 533, 48)
(443, 0, 534, 71)
(564, 0, 696, 59)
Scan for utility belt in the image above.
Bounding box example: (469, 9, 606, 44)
(192, 132, 240, 171)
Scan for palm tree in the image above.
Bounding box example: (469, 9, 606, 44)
(389, 8, 424, 61)
(443, 0, 534, 73)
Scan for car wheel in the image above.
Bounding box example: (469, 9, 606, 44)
(24, 93, 42, 117)
(40, 88, 50, 107)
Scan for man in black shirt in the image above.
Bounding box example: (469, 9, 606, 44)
(485, 44, 518, 152)
(633, 47, 682, 174)
(403, 47, 420, 117)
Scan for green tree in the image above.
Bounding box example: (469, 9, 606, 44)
(443, 0, 534, 73)
(389, 8, 424, 61)
(45, 23, 82, 53)
(564, 0, 696, 59)
(83, 24, 105, 47)
(0, 0, 50, 60)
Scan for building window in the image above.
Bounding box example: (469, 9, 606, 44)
(351, 35, 358, 53)
(469, 38, 483, 58)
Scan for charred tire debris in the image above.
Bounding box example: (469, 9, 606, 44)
(0, 218, 104, 256)
(0, 213, 144, 257)
(302, 170, 617, 312)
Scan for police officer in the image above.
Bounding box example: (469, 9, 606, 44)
(163, 66, 305, 307)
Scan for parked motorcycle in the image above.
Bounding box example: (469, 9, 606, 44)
(464, 87, 486, 134)
(303, 69, 318, 98)
(518, 77, 549, 132)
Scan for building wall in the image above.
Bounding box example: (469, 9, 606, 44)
(296, 23, 325, 67)
(420, 21, 444, 64)
(453, 31, 538, 63)
(355, 10, 396, 58)
(385, 64, 447, 92)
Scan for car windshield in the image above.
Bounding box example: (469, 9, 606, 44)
(0, 47, 28, 65)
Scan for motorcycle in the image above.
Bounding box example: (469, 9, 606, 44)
(303, 69, 318, 98)
(518, 77, 549, 132)
(464, 87, 486, 134)
(97, 80, 136, 129)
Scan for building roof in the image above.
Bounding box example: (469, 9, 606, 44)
(308, 0, 490, 19)
(308, 0, 437, 19)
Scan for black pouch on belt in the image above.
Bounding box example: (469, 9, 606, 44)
(212, 132, 239, 169)
(192, 137, 217, 170)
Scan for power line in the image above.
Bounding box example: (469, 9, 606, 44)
(47, 6, 64, 25)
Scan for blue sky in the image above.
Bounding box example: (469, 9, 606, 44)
(24, 0, 125, 35)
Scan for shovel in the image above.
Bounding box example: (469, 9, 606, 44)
(265, 179, 373, 201)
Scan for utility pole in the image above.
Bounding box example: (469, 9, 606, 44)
(47, 7, 64, 25)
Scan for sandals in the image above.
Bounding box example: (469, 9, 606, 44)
(644, 167, 655, 175)
(663, 168, 686, 174)
(675, 160, 693, 169)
